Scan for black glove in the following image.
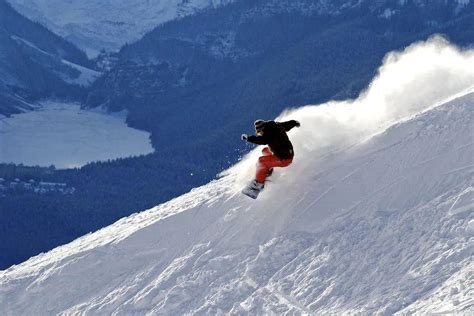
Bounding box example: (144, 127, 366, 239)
(241, 134, 248, 141)
(295, 120, 301, 127)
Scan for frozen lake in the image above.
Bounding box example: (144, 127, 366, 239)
(0, 101, 154, 168)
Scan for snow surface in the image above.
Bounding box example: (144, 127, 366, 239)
(0, 101, 153, 169)
(7, 0, 235, 57)
(0, 38, 473, 314)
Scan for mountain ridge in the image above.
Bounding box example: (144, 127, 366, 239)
(7, 0, 237, 57)
(0, 0, 96, 116)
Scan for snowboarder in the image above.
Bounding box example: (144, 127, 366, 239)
(241, 119, 300, 198)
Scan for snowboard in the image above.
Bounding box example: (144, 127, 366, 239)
(241, 169, 273, 199)
(241, 182, 263, 199)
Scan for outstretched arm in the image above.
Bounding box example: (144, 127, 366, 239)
(277, 120, 300, 131)
(241, 134, 268, 145)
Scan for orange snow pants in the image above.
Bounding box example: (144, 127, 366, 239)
(256, 147, 293, 183)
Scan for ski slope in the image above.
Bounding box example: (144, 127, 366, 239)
(1, 38, 473, 314)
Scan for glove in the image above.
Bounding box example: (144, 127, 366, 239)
(295, 120, 301, 127)
(241, 134, 248, 141)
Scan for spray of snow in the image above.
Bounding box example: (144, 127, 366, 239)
(229, 36, 474, 189)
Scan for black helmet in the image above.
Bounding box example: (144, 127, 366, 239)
(254, 119, 266, 130)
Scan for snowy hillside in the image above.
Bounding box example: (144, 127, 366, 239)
(1, 39, 473, 314)
(0, 0, 93, 116)
(7, 0, 235, 56)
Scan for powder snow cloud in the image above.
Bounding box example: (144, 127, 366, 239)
(229, 36, 474, 188)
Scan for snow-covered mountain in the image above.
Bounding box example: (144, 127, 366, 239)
(1, 38, 473, 314)
(0, 0, 96, 116)
(7, 0, 236, 57)
(9, 0, 471, 58)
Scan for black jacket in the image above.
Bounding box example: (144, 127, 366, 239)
(246, 120, 298, 159)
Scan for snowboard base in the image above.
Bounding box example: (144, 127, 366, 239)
(242, 181, 264, 199)
(242, 187, 261, 199)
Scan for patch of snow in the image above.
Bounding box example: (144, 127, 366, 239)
(10, 34, 53, 57)
(380, 8, 396, 19)
(455, 0, 471, 14)
(0, 38, 473, 314)
(241, 0, 362, 20)
(456, 0, 471, 6)
(398, 262, 473, 314)
(174, 67, 189, 88)
(0, 101, 153, 169)
(61, 59, 101, 86)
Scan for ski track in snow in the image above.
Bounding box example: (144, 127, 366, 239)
(1, 38, 474, 314)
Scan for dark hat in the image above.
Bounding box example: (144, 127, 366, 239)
(254, 119, 266, 129)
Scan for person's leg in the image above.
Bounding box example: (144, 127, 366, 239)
(261, 147, 273, 175)
(255, 155, 293, 183)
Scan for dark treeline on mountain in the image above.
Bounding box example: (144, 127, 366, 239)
(0, 151, 216, 268)
(1, 0, 473, 269)
(87, 0, 474, 152)
(0, 0, 92, 116)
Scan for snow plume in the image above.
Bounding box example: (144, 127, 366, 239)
(230, 36, 474, 189)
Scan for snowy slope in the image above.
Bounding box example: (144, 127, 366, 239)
(8, 34, 100, 87)
(7, 0, 235, 57)
(1, 38, 473, 314)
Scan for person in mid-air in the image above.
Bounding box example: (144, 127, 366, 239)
(241, 119, 300, 197)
